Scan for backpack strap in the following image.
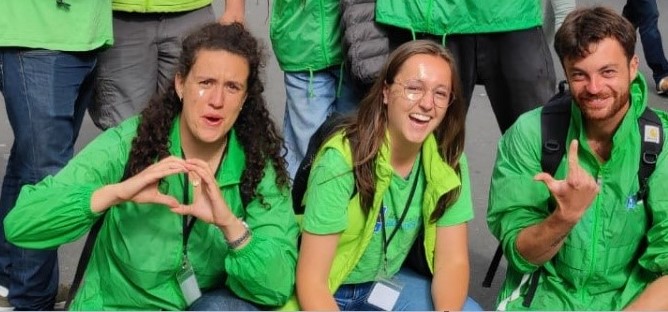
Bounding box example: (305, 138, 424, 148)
(636, 107, 664, 205)
(65, 214, 105, 309)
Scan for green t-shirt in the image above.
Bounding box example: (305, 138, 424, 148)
(0, 1, 113, 51)
(303, 148, 470, 283)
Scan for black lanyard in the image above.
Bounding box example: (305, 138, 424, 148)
(379, 162, 422, 266)
(180, 144, 227, 259)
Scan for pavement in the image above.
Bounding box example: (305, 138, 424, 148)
(1, 0, 668, 310)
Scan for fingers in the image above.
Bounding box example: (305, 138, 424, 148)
(567, 140, 580, 174)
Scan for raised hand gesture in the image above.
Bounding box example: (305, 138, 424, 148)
(534, 140, 600, 224)
(170, 159, 237, 227)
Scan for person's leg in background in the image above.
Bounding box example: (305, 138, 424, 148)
(445, 34, 478, 112)
(0, 49, 96, 310)
(479, 28, 556, 133)
(283, 66, 358, 180)
(157, 5, 216, 97)
(623, 0, 668, 94)
(90, 13, 159, 130)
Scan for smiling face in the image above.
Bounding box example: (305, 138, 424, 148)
(382, 53, 452, 149)
(175, 49, 249, 148)
(564, 37, 638, 124)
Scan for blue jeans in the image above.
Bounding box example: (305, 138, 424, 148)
(623, 0, 668, 86)
(0, 49, 96, 310)
(333, 267, 483, 311)
(188, 287, 260, 311)
(283, 67, 359, 179)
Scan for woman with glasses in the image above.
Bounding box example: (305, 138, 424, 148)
(294, 40, 481, 311)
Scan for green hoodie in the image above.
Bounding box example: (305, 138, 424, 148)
(487, 74, 668, 310)
(282, 130, 474, 309)
(375, 0, 543, 36)
(5, 116, 299, 310)
(112, 0, 211, 13)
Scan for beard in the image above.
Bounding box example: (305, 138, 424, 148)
(575, 88, 630, 122)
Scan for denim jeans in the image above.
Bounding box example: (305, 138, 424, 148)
(0, 49, 96, 310)
(283, 67, 359, 179)
(623, 0, 668, 86)
(333, 267, 483, 311)
(188, 287, 260, 311)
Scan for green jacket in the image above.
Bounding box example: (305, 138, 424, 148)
(487, 75, 668, 310)
(269, 0, 343, 72)
(5, 116, 299, 310)
(375, 0, 543, 36)
(283, 131, 473, 309)
(0, 0, 113, 51)
(112, 0, 211, 13)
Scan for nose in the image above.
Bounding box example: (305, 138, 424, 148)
(208, 85, 225, 108)
(585, 75, 602, 94)
(417, 90, 436, 110)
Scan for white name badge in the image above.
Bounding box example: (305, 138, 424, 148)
(177, 261, 202, 306)
(366, 278, 403, 311)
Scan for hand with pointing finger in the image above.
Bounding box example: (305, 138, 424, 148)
(534, 140, 600, 225)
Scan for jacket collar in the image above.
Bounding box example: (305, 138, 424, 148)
(168, 115, 245, 187)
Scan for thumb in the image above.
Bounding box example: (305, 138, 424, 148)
(534, 172, 557, 188)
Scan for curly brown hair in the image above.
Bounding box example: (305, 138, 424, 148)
(123, 23, 289, 205)
(343, 40, 466, 223)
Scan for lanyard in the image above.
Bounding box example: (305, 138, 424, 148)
(379, 162, 422, 273)
(180, 144, 227, 261)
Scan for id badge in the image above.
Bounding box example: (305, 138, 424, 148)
(176, 260, 202, 306)
(366, 277, 403, 311)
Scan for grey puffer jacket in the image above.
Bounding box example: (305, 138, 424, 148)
(340, 0, 390, 87)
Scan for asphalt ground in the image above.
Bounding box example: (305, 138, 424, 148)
(1, 0, 667, 309)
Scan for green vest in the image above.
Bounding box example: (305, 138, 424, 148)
(112, 0, 212, 13)
(375, 0, 543, 35)
(269, 0, 343, 72)
(282, 131, 463, 310)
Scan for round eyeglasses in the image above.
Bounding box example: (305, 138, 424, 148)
(394, 80, 454, 108)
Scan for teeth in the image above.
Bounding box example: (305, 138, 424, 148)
(410, 113, 431, 122)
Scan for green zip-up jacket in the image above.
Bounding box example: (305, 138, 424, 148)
(269, 0, 343, 72)
(487, 74, 668, 310)
(375, 0, 542, 36)
(112, 0, 211, 13)
(283, 131, 473, 309)
(5, 116, 298, 310)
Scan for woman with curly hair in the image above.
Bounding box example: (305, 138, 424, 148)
(4, 23, 297, 310)
(294, 40, 481, 311)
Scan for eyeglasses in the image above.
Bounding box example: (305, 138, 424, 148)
(393, 80, 454, 108)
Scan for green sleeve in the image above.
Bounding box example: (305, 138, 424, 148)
(4, 121, 136, 248)
(436, 154, 474, 227)
(639, 115, 668, 275)
(486, 111, 550, 274)
(302, 147, 355, 235)
(224, 163, 299, 307)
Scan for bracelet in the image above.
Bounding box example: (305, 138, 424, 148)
(227, 221, 251, 249)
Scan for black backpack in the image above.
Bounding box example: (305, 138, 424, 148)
(291, 112, 355, 214)
(482, 81, 665, 307)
